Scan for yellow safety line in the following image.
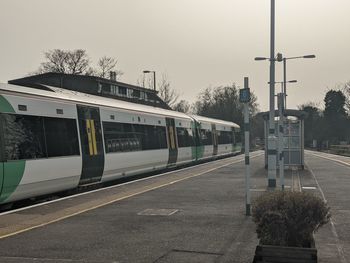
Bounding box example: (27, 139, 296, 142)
(86, 120, 93, 155)
(0, 153, 263, 240)
(90, 119, 98, 155)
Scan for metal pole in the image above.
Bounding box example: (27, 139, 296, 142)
(278, 93, 285, 190)
(268, 0, 277, 188)
(244, 77, 251, 216)
(283, 58, 287, 109)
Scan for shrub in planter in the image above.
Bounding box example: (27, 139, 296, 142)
(252, 191, 330, 247)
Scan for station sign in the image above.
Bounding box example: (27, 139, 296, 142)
(239, 88, 251, 103)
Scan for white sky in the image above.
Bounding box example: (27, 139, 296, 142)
(1, 0, 349, 111)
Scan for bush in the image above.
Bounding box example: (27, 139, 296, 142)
(252, 191, 330, 247)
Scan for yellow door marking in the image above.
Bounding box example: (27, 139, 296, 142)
(86, 120, 93, 155)
(169, 126, 175, 149)
(90, 119, 98, 155)
(0, 153, 263, 240)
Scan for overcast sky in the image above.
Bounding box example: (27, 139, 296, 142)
(1, 0, 349, 111)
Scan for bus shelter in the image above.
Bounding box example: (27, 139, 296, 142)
(262, 109, 306, 169)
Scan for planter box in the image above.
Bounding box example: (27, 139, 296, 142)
(253, 244, 317, 263)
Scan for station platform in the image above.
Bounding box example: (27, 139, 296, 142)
(0, 150, 349, 263)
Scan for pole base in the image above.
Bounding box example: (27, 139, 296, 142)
(268, 179, 276, 188)
(246, 204, 251, 216)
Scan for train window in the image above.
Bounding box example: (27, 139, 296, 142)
(218, 131, 233, 144)
(176, 127, 195, 148)
(234, 129, 242, 144)
(200, 129, 213, 145)
(43, 117, 80, 157)
(2, 114, 80, 160)
(3, 114, 46, 160)
(103, 122, 167, 153)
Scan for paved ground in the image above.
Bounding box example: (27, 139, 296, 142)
(305, 150, 350, 263)
(0, 150, 348, 263)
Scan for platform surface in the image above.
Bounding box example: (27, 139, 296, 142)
(0, 150, 348, 263)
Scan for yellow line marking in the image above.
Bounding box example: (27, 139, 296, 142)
(86, 120, 93, 155)
(90, 119, 98, 155)
(0, 153, 263, 239)
(307, 152, 350, 167)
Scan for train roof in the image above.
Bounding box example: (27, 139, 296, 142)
(0, 83, 241, 128)
(0, 83, 192, 120)
(191, 115, 240, 129)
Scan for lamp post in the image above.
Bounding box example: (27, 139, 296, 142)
(143, 70, 156, 91)
(253, 0, 278, 188)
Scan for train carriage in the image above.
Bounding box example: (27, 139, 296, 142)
(0, 83, 241, 205)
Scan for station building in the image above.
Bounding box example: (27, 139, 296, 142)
(8, 72, 171, 110)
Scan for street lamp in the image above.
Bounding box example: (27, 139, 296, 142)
(255, 54, 315, 108)
(143, 70, 156, 91)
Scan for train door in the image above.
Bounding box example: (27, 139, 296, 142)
(212, 124, 218, 156)
(77, 105, 104, 184)
(166, 118, 178, 166)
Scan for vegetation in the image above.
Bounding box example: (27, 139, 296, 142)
(299, 88, 350, 147)
(192, 84, 259, 128)
(34, 49, 123, 79)
(252, 191, 330, 247)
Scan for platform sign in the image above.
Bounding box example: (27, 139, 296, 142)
(239, 88, 251, 103)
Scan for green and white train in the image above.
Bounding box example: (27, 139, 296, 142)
(0, 83, 241, 205)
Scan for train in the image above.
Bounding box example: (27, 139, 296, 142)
(0, 82, 241, 205)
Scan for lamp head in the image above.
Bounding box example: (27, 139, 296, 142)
(303, 55, 316, 59)
(254, 57, 268, 61)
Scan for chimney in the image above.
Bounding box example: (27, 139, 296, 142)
(109, 71, 116, 81)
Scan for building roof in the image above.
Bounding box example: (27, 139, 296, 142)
(8, 72, 171, 110)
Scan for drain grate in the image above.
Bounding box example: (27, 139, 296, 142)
(302, 186, 317, 190)
(137, 208, 178, 216)
(155, 249, 223, 263)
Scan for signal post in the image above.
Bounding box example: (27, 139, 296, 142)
(240, 77, 251, 216)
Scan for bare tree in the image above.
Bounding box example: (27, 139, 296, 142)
(96, 56, 123, 79)
(36, 49, 90, 75)
(173, 100, 191, 113)
(66, 49, 90, 74)
(34, 50, 123, 80)
(157, 73, 179, 107)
